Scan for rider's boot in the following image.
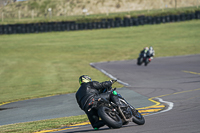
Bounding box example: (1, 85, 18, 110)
(93, 120, 105, 130)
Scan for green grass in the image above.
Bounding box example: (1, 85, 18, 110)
(0, 20, 200, 133)
(0, 115, 88, 133)
(0, 20, 200, 104)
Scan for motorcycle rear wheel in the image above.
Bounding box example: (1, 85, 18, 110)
(144, 58, 149, 66)
(98, 106, 122, 128)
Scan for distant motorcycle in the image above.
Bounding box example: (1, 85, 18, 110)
(88, 80, 145, 129)
(137, 52, 151, 66)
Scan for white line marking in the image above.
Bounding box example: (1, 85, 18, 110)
(90, 63, 130, 86)
(146, 97, 174, 116)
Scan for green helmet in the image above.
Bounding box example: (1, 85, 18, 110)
(79, 75, 92, 85)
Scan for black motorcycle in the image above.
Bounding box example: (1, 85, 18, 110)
(88, 80, 145, 129)
(137, 52, 151, 66)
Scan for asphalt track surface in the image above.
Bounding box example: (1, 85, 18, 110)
(1, 55, 200, 133)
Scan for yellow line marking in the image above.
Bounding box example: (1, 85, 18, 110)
(183, 70, 200, 75)
(34, 122, 91, 133)
(34, 127, 79, 133)
(141, 113, 150, 115)
(173, 88, 200, 95)
(69, 122, 91, 127)
(139, 105, 165, 109)
(137, 98, 161, 110)
(151, 105, 165, 108)
(139, 109, 163, 113)
(150, 88, 200, 99)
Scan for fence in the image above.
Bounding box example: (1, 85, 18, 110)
(0, 11, 200, 34)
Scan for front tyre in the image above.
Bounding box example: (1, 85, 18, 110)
(98, 106, 122, 128)
(132, 110, 145, 125)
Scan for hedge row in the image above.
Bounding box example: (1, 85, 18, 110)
(0, 11, 200, 35)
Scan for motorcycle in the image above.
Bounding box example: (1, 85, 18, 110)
(88, 80, 145, 129)
(137, 52, 151, 66)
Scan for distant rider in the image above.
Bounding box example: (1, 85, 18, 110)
(75, 75, 121, 130)
(147, 46, 155, 60)
(139, 47, 149, 57)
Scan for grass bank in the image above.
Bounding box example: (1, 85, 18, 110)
(0, 20, 200, 104)
(0, 20, 200, 132)
(0, 115, 88, 133)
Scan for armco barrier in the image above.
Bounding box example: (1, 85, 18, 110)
(0, 11, 199, 35)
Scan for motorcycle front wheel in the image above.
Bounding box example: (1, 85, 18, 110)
(137, 57, 143, 65)
(98, 106, 122, 128)
(132, 110, 145, 125)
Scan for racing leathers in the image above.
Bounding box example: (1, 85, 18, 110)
(75, 80, 120, 129)
(147, 49, 155, 59)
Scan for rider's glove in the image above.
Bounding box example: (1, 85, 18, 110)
(110, 80, 113, 84)
(110, 80, 117, 84)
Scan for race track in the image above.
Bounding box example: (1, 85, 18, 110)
(1, 55, 200, 133)
(51, 55, 200, 133)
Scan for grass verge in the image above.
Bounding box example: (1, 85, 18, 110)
(0, 115, 88, 133)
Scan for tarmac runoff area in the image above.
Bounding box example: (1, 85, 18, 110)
(0, 87, 165, 126)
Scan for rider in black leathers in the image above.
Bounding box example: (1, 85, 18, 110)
(75, 75, 120, 130)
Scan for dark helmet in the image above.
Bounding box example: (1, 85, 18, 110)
(79, 75, 92, 85)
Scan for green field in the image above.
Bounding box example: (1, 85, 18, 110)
(1, 20, 200, 104)
(0, 20, 200, 132)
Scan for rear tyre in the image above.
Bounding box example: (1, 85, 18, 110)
(144, 58, 149, 66)
(98, 106, 122, 128)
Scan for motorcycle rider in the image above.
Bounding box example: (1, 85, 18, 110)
(137, 47, 149, 64)
(147, 46, 155, 60)
(75, 75, 121, 130)
(139, 47, 149, 57)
